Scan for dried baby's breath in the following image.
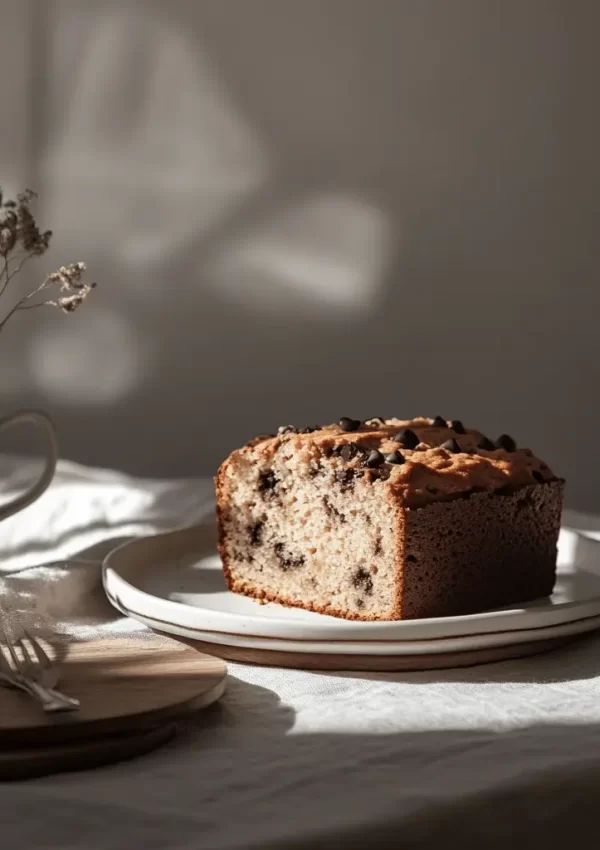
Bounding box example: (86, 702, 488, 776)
(0, 187, 96, 332)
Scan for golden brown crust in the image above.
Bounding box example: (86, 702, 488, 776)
(234, 418, 554, 508)
(400, 478, 564, 619)
(214, 457, 235, 591)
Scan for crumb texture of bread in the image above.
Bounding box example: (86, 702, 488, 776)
(215, 417, 564, 621)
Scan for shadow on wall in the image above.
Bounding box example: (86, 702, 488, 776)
(0, 0, 599, 510)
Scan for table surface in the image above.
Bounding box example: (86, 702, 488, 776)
(1, 456, 600, 850)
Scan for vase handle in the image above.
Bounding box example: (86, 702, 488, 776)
(0, 410, 58, 521)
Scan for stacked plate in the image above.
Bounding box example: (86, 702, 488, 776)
(103, 524, 600, 670)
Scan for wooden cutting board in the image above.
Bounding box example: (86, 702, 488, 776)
(0, 633, 227, 779)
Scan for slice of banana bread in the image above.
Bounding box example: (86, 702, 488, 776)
(215, 417, 564, 621)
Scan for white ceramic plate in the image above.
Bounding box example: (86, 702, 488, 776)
(102, 524, 600, 650)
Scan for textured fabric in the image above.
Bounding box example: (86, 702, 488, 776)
(1, 456, 600, 849)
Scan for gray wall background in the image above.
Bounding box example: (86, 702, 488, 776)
(0, 0, 598, 510)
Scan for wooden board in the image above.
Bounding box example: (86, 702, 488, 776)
(185, 632, 581, 672)
(0, 724, 176, 782)
(0, 633, 227, 747)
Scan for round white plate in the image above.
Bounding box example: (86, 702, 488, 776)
(102, 524, 600, 650)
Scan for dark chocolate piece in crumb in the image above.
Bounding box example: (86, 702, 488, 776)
(335, 468, 358, 490)
(477, 436, 496, 451)
(393, 428, 419, 449)
(385, 450, 405, 465)
(432, 415, 447, 428)
(323, 495, 346, 522)
(441, 438, 461, 453)
(339, 416, 361, 432)
(300, 425, 320, 434)
(374, 535, 383, 556)
(258, 470, 278, 492)
(249, 522, 264, 546)
(451, 419, 466, 434)
(496, 434, 517, 452)
(274, 542, 306, 571)
(340, 443, 359, 462)
(352, 567, 373, 595)
(532, 470, 545, 483)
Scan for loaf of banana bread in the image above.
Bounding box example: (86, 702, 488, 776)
(215, 417, 564, 621)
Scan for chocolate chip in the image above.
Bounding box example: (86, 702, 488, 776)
(393, 428, 419, 449)
(274, 542, 306, 571)
(352, 568, 373, 595)
(323, 495, 346, 521)
(496, 434, 517, 452)
(249, 522, 263, 546)
(339, 416, 361, 432)
(532, 470, 545, 483)
(441, 438, 461, 453)
(432, 415, 447, 428)
(477, 436, 496, 451)
(364, 449, 384, 468)
(258, 470, 277, 491)
(365, 416, 386, 426)
(340, 443, 359, 461)
(451, 419, 466, 434)
(335, 468, 357, 490)
(277, 425, 297, 435)
(374, 535, 382, 556)
(385, 450, 405, 465)
(300, 425, 320, 433)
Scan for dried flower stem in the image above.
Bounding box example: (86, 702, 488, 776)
(0, 187, 95, 331)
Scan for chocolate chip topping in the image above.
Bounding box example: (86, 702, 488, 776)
(385, 450, 405, 465)
(432, 415, 447, 428)
(393, 428, 420, 449)
(477, 436, 496, 451)
(451, 419, 466, 434)
(496, 434, 517, 452)
(441, 438, 461, 454)
(277, 425, 297, 435)
(300, 426, 320, 434)
(340, 443, 359, 462)
(339, 416, 361, 432)
(364, 449, 384, 468)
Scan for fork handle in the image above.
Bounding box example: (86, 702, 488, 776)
(0, 673, 79, 712)
(28, 681, 81, 712)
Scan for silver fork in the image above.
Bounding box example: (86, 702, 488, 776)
(0, 626, 80, 713)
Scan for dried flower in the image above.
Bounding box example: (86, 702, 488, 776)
(48, 262, 88, 291)
(0, 186, 96, 332)
(0, 227, 16, 254)
(55, 284, 96, 313)
(16, 191, 52, 255)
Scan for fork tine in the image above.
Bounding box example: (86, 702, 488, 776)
(0, 625, 22, 674)
(18, 638, 33, 666)
(0, 642, 13, 676)
(23, 629, 52, 670)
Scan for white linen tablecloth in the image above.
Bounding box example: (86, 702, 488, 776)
(1, 456, 600, 850)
